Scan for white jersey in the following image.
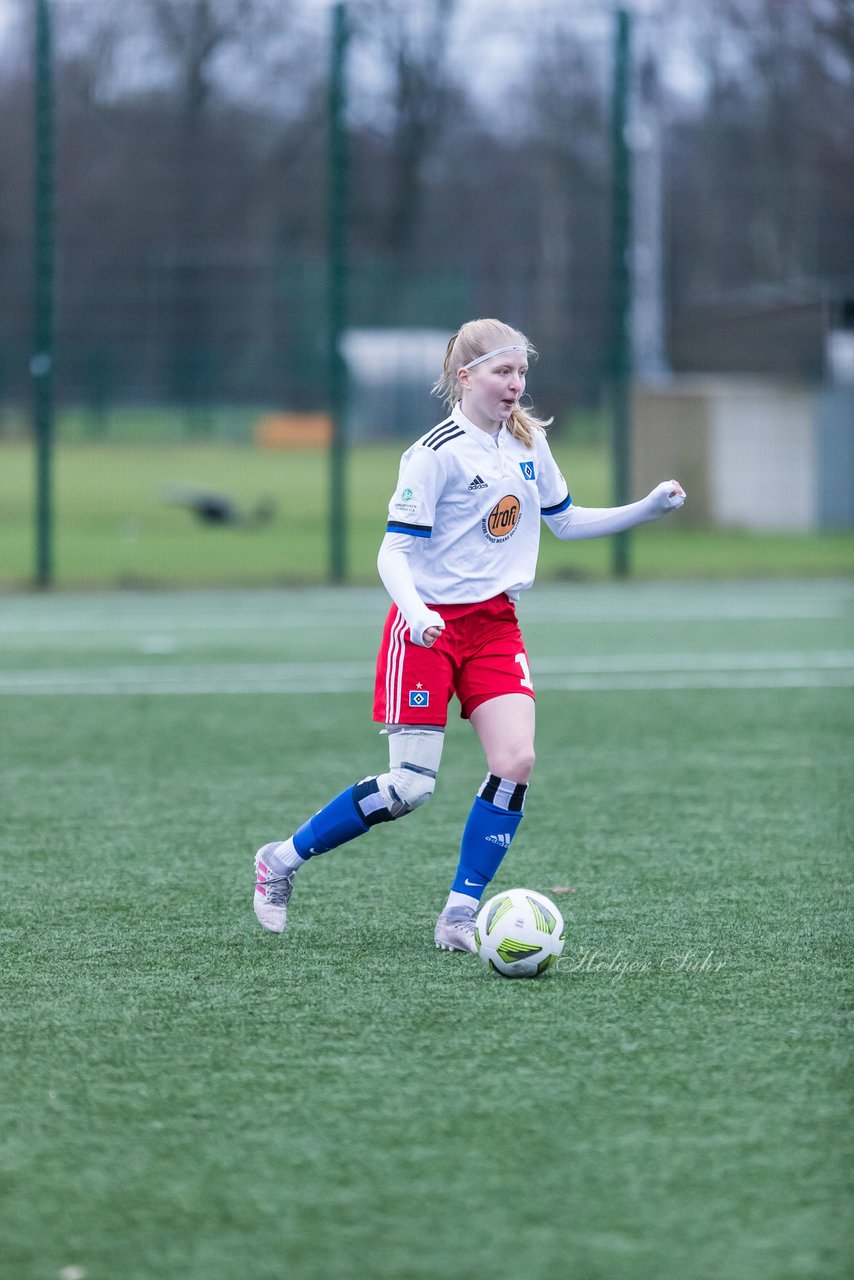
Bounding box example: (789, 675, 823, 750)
(385, 403, 571, 606)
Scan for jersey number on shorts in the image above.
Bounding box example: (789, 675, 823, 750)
(515, 652, 533, 690)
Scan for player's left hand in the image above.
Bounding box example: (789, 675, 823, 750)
(649, 479, 686, 512)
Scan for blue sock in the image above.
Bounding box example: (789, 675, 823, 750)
(292, 785, 370, 859)
(450, 774, 527, 898)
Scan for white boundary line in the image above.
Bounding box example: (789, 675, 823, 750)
(1, 653, 853, 696)
(1, 580, 851, 636)
(0, 599, 846, 633)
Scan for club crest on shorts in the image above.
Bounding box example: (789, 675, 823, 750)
(408, 688, 430, 708)
(519, 460, 536, 481)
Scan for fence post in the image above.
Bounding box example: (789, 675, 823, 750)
(32, 0, 55, 588)
(609, 8, 632, 579)
(328, 1, 349, 584)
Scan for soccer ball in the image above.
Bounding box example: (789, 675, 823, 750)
(474, 888, 566, 979)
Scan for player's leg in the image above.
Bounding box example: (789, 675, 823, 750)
(253, 725, 445, 933)
(254, 604, 453, 934)
(434, 693, 535, 952)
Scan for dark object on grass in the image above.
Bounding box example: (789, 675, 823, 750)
(164, 487, 276, 527)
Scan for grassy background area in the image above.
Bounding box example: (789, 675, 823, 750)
(0, 582, 851, 1279)
(1, 438, 852, 589)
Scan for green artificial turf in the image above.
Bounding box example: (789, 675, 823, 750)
(0, 582, 852, 1280)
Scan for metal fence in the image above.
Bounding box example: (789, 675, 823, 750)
(3, 0, 850, 435)
(1, 0, 852, 583)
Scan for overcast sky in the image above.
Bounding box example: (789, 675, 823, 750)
(0, 0, 748, 109)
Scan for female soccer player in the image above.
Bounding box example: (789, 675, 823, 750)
(253, 318, 685, 952)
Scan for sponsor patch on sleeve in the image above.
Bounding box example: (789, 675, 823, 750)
(392, 484, 419, 516)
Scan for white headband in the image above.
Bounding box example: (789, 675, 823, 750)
(462, 344, 528, 370)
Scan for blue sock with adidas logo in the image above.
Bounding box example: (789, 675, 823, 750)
(449, 774, 527, 901)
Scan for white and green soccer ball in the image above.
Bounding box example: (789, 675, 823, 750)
(474, 888, 566, 978)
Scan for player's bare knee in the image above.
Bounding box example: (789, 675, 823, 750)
(490, 744, 535, 783)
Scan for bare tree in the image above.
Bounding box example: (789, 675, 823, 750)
(352, 0, 458, 259)
(2, 0, 853, 414)
(525, 23, 611, 403)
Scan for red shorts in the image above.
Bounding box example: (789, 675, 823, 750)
(373, 593, 535, 726)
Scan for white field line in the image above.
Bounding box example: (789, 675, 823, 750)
(1, 652, 853, 695)
(0, 600, 847, 635)
(0, 581, 851, 636)
(534, 650, 854, 672)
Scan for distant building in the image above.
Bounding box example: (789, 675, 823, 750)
(341, 328, 452, 440)
(670, 284, 854, 386)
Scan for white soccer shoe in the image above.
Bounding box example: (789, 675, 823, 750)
(434, 905, 477, 954)
(253, 846, 295, 934)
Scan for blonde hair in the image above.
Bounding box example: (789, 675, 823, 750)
(432, 318, 553, 448)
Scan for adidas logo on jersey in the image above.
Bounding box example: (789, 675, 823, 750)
(467, 474, 488, 491)
(485, 832, 513, 848)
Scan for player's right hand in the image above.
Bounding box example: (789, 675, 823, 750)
(412, 610, 445, 647)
